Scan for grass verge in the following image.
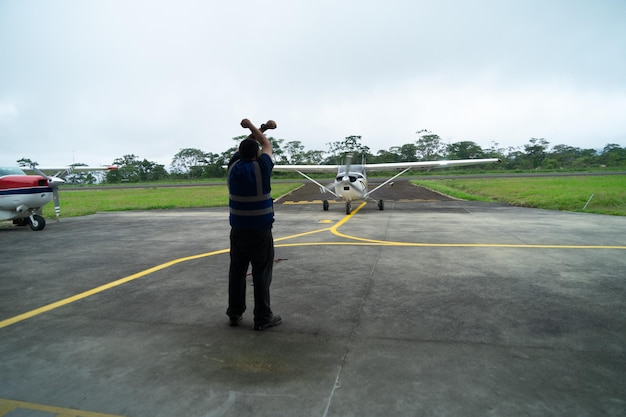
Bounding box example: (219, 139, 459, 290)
(44, 183, 301, 218)
(43, 175, 625, 219)
(412, 175, 626, 216)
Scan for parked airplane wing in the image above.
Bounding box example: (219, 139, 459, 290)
(23, 165, 118, 175)
(19, 165, 118, 220)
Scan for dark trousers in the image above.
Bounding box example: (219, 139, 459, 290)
(227, 227, 274, 325)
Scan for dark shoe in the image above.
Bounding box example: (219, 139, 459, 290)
(229, 315, 242, 327)
(254, 315, 282, 331)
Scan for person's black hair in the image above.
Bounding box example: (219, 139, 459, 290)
(239, 138, 259, 160)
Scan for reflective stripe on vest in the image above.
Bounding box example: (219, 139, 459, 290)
(229, 207, 274, 216)
(228, 159, 273, 220)
(229, 193, 272, 202)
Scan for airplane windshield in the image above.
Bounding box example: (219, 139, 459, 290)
(335, 164, 365, 182)
(0, 167, 27, 176)
(337, 165, 365, 174)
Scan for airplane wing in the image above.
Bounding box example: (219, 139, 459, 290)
(272, 164, 340, 196)
(352, 158, 501, 171)
(272, 159, 501, 200)
(273, 158, 500, 173)
(272, 164, 339, 173)
(23, 166, 118, 175)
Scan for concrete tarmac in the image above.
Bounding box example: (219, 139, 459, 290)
(1, 186, 625, 417)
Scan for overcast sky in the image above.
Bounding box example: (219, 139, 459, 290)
(1, 0, 625, 168)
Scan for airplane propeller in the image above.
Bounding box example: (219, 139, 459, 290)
(344, 153, 353, 176)
(339, 153, 360, 192)
(338, 154, 362, 214)
(32, 166, 65, 219)
(320, 153, 356, 194)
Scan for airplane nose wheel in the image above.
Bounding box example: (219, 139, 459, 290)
(346, 202, 351, 215)
(28, 214, 46, 231)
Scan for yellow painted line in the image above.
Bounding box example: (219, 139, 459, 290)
(331, 201, 366, 228)
(2, 203, 624, 330)
(328, 201, 626, 249)
(331, 226, 626, 249)
(0, 398, 127, 417)
(282, 200, 322, 205)
(277, 241, 626, 249)
(0, 249, 228, 330)
(274, 227, 331, 242)
(276, 242, 386, 248)
(282, 200, 340, 205)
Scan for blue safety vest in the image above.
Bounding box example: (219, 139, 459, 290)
(228, 153, 274, 230)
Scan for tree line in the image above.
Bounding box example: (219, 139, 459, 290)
(18, 131, 626, 184)
(104, 132, 625, 183)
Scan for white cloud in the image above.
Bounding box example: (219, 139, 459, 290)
(0, 101, 19, 122)
(1, 0, 624, 167)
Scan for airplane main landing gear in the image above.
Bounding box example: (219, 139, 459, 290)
(378, 199, 385, 210)
(323, 200, 329, 211)
(28, 214, 46, 231)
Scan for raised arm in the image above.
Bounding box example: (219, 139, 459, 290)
(241, 119, 276, 157)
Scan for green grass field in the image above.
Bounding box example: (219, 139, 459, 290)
(43, 183, 302, 218)
(412, 175, 626, 216)
(43, 175, 625, 218)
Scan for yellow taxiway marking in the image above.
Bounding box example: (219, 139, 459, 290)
(282, 199, 437, 204)
(282, 200, 340, 205)
(0, 398, 127, 417)
(1, 200, 624, 330)
(0, 249, 227, 329)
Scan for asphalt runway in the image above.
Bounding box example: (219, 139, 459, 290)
(278, 181, 455, 203)
(1, 181, 625, 417)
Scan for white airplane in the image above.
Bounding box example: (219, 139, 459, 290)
(272, 156, 501, 214)
(0, 164, 117, 230)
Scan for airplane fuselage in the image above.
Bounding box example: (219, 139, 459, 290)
(0, 174, 53, 221)
(334, 166, 368, 202)
(1, 164, 118, 230)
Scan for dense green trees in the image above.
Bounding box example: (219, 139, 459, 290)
(105, 154, 169, 182)
(34, 134, 620, 184)
(18, 134, 621, 184)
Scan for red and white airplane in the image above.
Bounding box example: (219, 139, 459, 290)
(0, 165, 117, 231)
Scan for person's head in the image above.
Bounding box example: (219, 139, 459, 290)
(239, 138, 260, 160)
